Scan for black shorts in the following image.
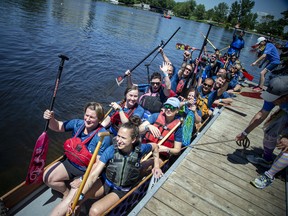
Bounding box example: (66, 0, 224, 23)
(62, 158, 85, 179)
(102, 178, 129, 199)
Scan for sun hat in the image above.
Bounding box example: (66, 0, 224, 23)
(256, 37, 266, 44)
(261, 75, 288, 102)
(163, 97, 180, 108)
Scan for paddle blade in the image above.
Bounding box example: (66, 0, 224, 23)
(116, 76, 124, 86)
(25, 132, 49, 185)
(242, 70, 254, 81)
(240, 91, 262, 99)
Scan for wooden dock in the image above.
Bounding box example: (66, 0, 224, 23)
(130, 88, 286, 216)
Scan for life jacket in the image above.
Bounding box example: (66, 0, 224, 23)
(105, 145, 142, 187)
(144, 112, 180, 157)
(110, 104, 137, 131)
(196, 94, 209, 118)
(63, 124, 102, 167)
(176, 79, 186, 95)
(139, 86, 165, 113)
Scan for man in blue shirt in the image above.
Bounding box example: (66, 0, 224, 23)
(251, 37, 280, 92)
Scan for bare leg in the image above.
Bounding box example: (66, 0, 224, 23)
(259, 68, 268, 88)
(89, 193, 120, 216)
(43, 162, 70, 197)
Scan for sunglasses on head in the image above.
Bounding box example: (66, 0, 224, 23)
(151, 82, 161, 86)
(164, 104, 177, 111)
(203, 83, 212, 88)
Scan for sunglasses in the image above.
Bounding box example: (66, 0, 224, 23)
(203, 83, 212, 88)
(185, 67, 192, 72)
(211, 56, 216, 58)
(151, 82, 161, 86)
(164, 104, 177, 111)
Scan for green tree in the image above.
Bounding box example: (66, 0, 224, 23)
(193, 4, 205, 20)
(213, 2, 229, 23)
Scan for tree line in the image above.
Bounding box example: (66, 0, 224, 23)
(118, 0, 288, 39)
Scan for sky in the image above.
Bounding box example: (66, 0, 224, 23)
(176, 0, 288, 19)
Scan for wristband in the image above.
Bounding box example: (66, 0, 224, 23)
(242, 131, 248, 137)
(118, 108, 123, 112)
(219, 99, 223, 103)
(79, 193, 85, 201)
(163, 73, 168, 77)
(79, 176, 83, 181)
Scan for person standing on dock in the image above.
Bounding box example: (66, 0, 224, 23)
(251, 37, 280, 92)
(235, 76, 288, 188)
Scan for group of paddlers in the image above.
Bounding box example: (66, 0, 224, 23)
(41, 26, 288, 215)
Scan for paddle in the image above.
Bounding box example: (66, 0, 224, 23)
(141, 119, 182, 162)
(241, 69, 254, 81)
(200, 31, 216, 50)
(147, 27, 181, 65)
(176, 43, 199, 51)
(182, 24, 213, 96)
(67, 132, 110, 216)
(219, 45, 230, 52)
(25, 54, 69, 185)
(233, 91, 262, 99)
(116, 27, 181, 86)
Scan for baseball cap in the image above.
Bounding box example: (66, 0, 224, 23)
(163, 97, 180, 108)
(256, 37, 266, 44)
(261, 75, 288, 102)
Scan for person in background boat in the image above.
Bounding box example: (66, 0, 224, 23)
(251, 37, 280, 92)
(62, 117, 162, 216)
(235, 76, 288, 189)
(227, 28, 245, 58)
(226, 63, 242, 93)
(126, 63, 171, 118)
(220, 53, 228, 65)
(42, 102, 111, 199)
(101, 85, 144, 136)
(179, 88, 202, 124)
(139, 97, 183, 162)
(198, 53, 224, 84)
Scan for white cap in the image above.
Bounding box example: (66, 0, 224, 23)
(256, 37, 266, 44)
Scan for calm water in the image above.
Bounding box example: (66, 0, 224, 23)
(0, 0, 261, 194)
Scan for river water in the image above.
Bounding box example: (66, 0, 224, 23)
(0, 0, 262, 195)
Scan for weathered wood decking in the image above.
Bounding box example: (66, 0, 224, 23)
(131, 88, 286, 216)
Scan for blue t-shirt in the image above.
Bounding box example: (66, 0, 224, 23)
(197, 86, 218, 108)
(146, 113, 182, 142)
(202, 60, 224, 80)
(264, 43, 280, 64)
(217, 91, 231, 99)
(262, 101, 288, 114)
(228, 72, 240, 89)
(170, 67, 179, 93)
(100, 144, 152, 164)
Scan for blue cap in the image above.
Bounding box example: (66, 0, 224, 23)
(163, 97, 180, 108)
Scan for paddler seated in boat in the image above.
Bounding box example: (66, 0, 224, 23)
(226, 63, 242, 93)
(60, 117, 162, 216)
(101, 85, 144, 136)
(212, 72, 233, 107)
(139, 97, 183, 162)
(198, 53, 224, 84)
(178, 88, 202, 124)
(42, 102, 111, 199)
(196, 75, 230, 121)
(127, 63, 172, 118)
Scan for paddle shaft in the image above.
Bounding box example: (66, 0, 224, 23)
(200, 31, 216, 50)
(183, 24, 213, 95)
(67, 132, 110, 216)
(44, 54, 69, 132)
(142, 120, 182, 161)
(147, 27, 181, 65)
